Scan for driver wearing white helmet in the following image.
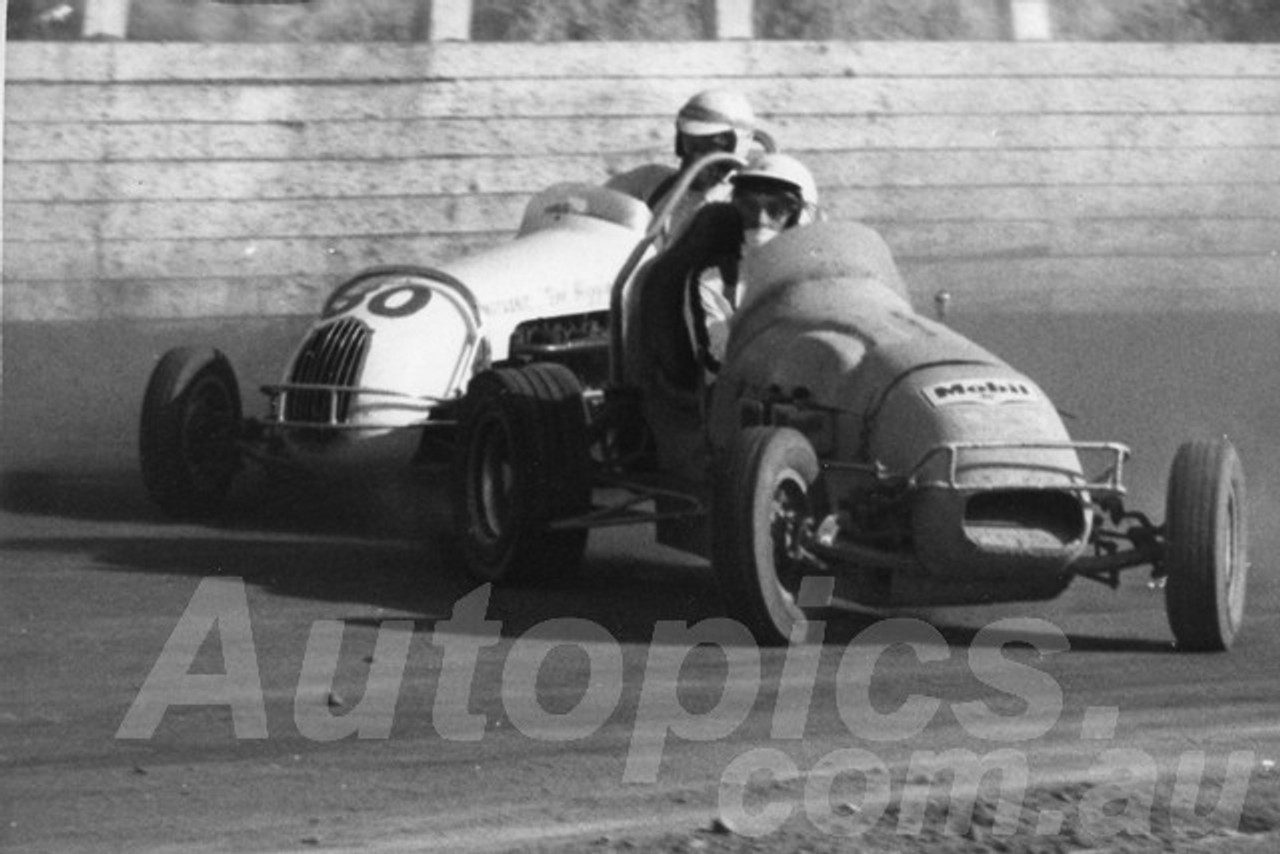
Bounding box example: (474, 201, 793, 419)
(684, 152, 819, 383)
(670, 88, 758, 193)
(607, 88, 760, 245)
(635, 151, 819, 478)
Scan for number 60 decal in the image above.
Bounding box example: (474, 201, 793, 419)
(323, 277, 434, 319)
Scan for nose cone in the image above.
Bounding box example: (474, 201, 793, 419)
(913, 487, 1090, 582)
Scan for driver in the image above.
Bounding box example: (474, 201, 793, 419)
(607, 88, 760, 245)
(635, 152, 819, 479)
(684, 152, 820, 383)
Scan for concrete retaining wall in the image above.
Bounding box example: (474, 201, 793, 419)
(5, 41, 1280, 320)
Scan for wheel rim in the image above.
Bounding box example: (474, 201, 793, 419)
(768, 475, 810, 605)
(1223, 488, 1247, 630)
(474, 417, 514, 544)
(180, 374, 238, 492)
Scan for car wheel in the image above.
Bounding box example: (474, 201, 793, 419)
(1164, 438, 1248, 652)
(712, 426, 822, 646)
(139, 347, 243, 518)
(452, 363, 590, 584)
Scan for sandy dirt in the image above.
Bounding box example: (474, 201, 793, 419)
(3, 312, 1279, 853)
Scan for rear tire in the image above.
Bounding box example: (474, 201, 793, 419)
(712, 426, 822, 646)
(452, 363, 591, 584)
(1164, 438, 1248, 652)
(139, 347, 243, 518)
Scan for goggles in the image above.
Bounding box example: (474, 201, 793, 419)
(732, 188, 803, 224)
(680, 130, 738, 158)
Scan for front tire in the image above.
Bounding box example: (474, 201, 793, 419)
(139, 347, 243, 518)
(712, 426, 822, 646)
(451, 363, 591, 584)
(1164, 438, 1248, 652)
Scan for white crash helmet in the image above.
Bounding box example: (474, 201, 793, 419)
(730, 152, 820, 227)
(674, 88, 757, 161)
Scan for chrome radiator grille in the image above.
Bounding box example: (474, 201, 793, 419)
(285, 317, 370, 424)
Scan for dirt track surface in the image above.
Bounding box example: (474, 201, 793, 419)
(3, 313, 1279, 852)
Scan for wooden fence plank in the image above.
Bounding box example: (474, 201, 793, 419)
(9, 218, 1276, 283)
(11, 114, 1280, 163)
(9, 149, 1278, 204)
(829, 184, 1280, 222)
(2, 118, 672, 162)
(4, 196, 527, 241)
(10, 76, 1280, 123)
(12, 190, 1280, 243)
(4, 157, 608, 201)
(800, 148, 1280, 189)
(9, 255, 1277, 322)
(11, 42, 1280, 83)
(4, 235, 488, 283)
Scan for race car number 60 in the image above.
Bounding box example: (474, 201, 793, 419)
(323, 280, 433, 319)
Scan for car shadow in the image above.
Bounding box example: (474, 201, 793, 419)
(1, 467, 160, 524)
(0, 529, 730, 644)
(0, 464, 447, 536)
(1, 466, 1175, 653)
(0, 464, 728, 643)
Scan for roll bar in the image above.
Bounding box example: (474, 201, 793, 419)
(606, 151, 747, 386)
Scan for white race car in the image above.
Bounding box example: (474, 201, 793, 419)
(139, 178, 655, 514)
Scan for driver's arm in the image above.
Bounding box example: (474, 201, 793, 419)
(688, 267, 735, 373)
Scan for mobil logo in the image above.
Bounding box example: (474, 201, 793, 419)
(923, 377, 1039, 407)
